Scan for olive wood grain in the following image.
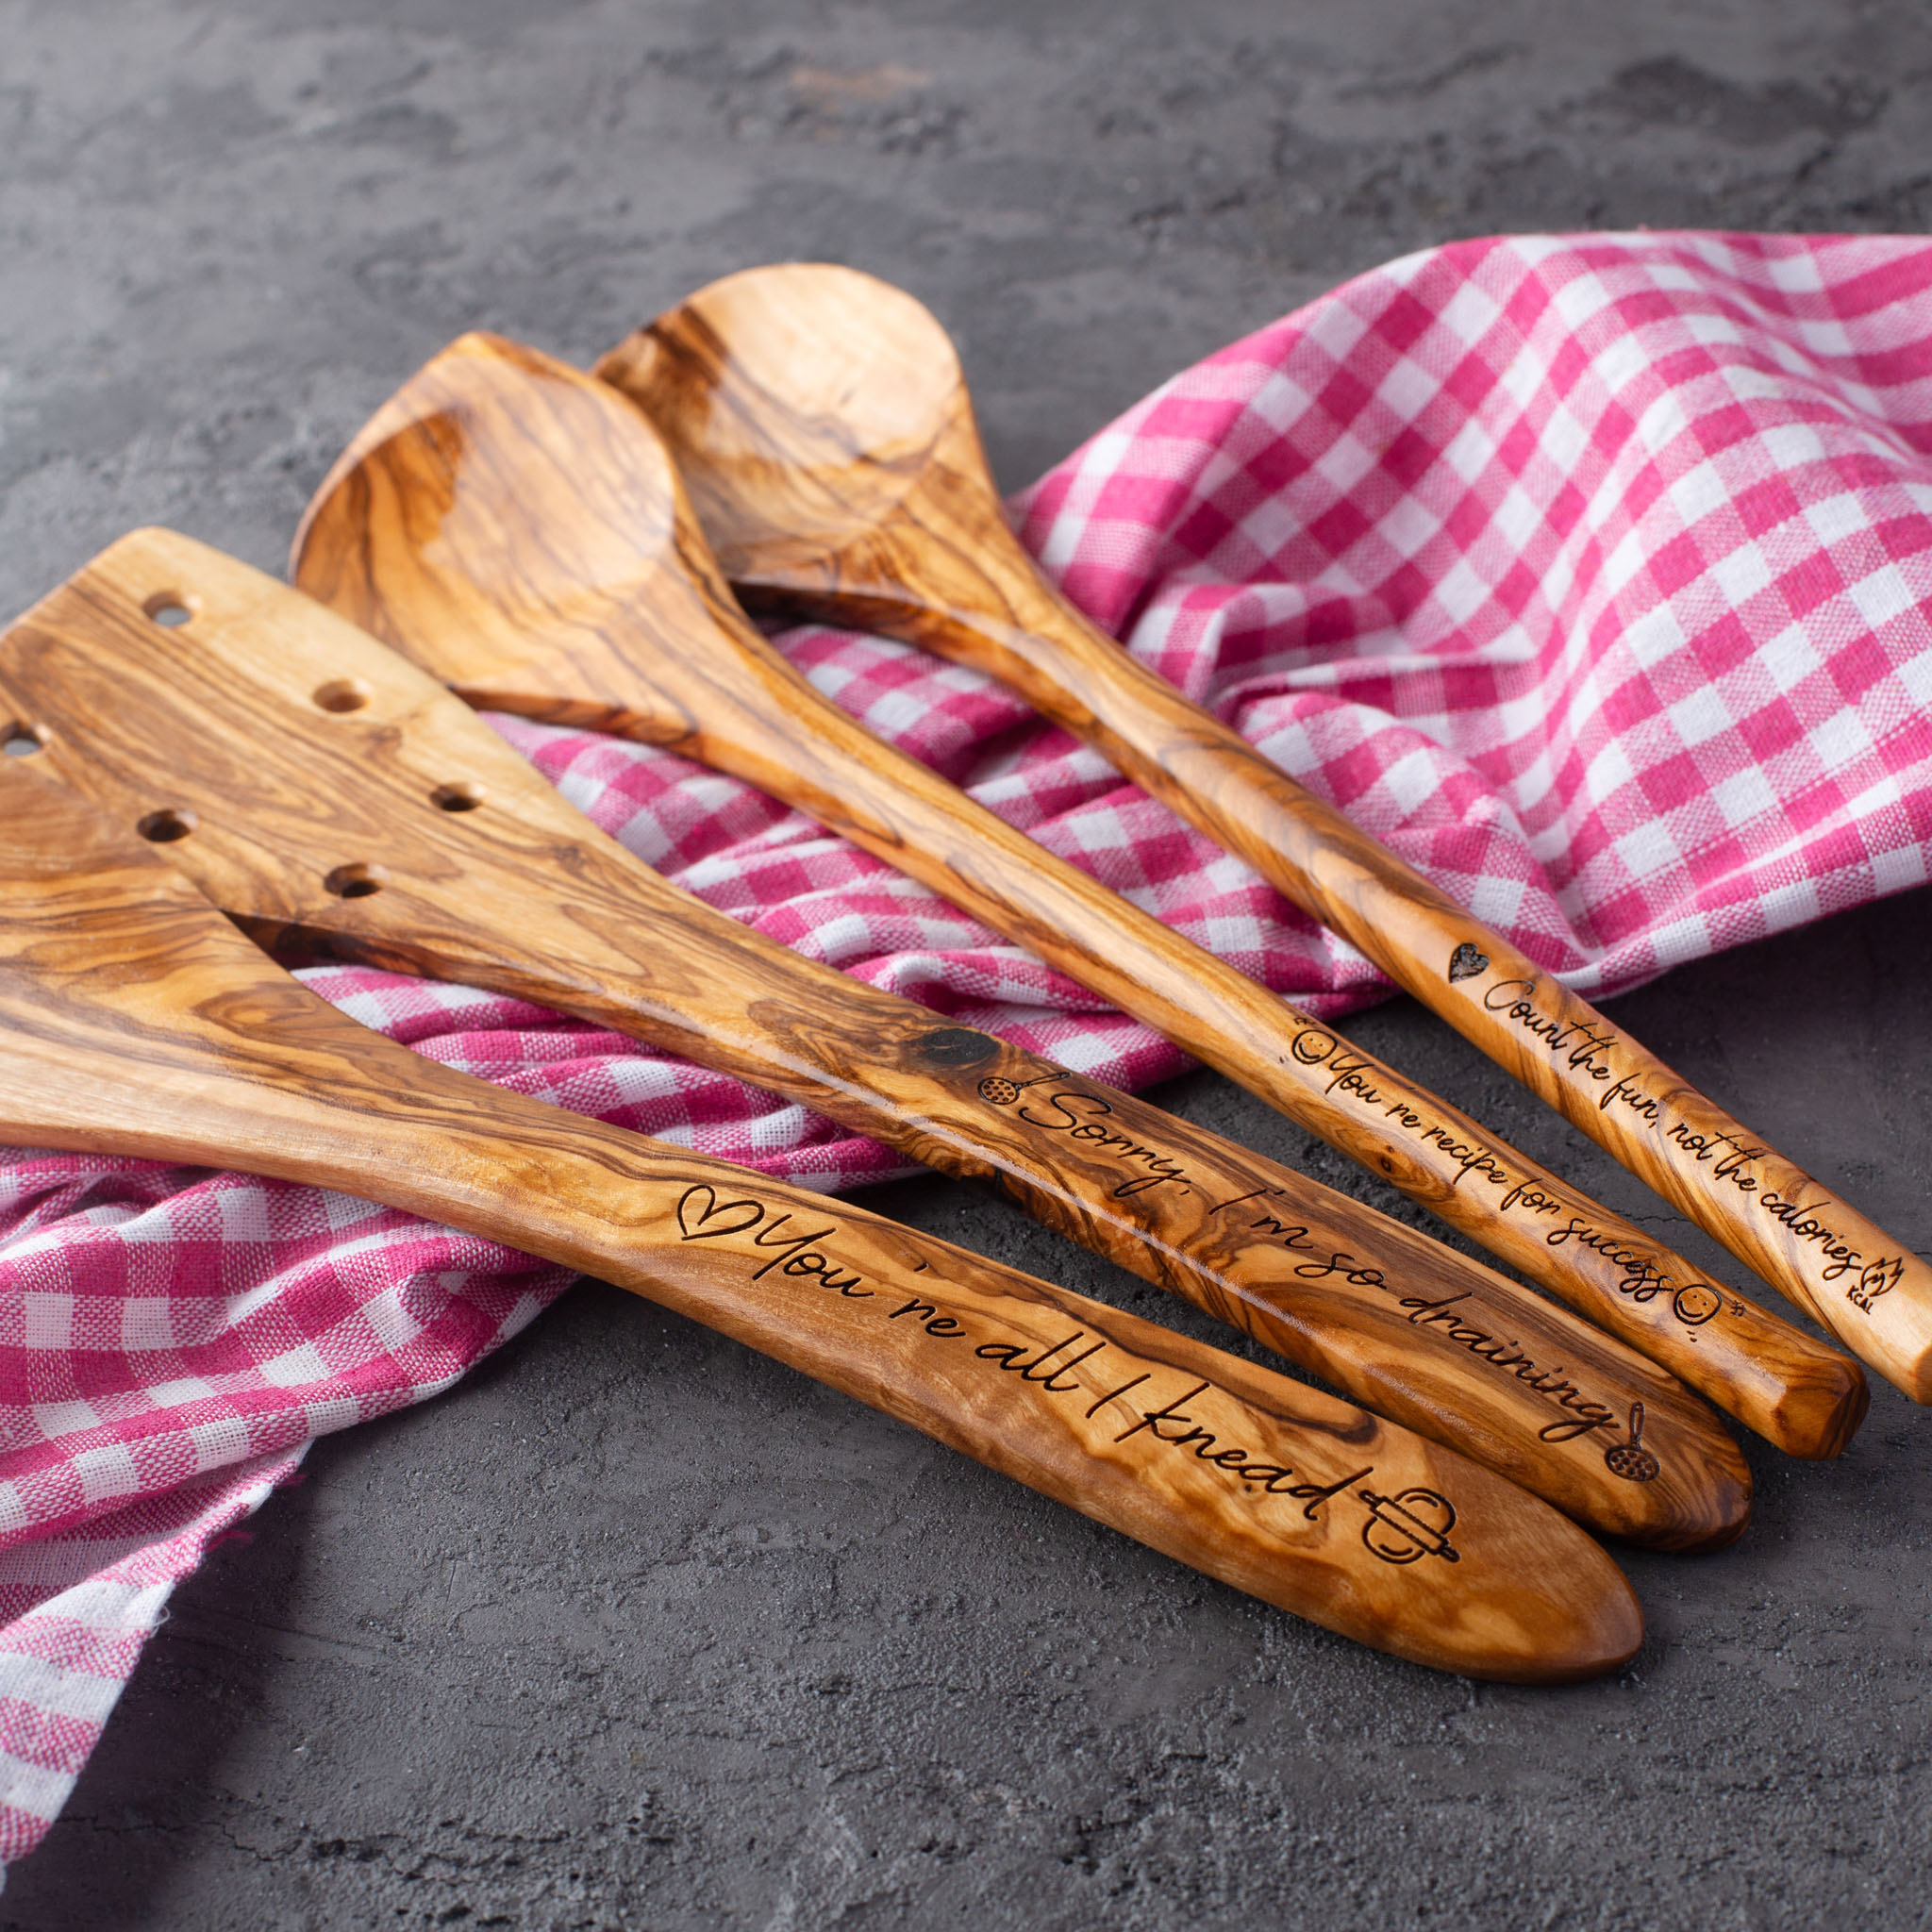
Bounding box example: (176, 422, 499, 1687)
(291, 332, 1859, 1460)
(0, 758, 1648, 1682)
(0, 532, 1758, 1547)
(593, 263, 1932, 1402)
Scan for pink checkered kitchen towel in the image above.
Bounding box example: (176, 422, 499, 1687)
(6, 228, 1932, 1868)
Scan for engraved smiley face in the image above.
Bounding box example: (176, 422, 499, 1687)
(1672, 1282, 1724, 1326)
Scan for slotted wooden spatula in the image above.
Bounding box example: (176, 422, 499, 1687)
(596, 261, 1932, 1402)
(0, 754, 1644, 1684)
(0, 529, 1762, 1547)
(288, 330, 1860, 1462)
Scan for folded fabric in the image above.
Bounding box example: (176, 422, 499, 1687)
(4, 228, 1931, 1872)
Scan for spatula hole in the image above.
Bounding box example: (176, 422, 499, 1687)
(325, 862, 388, 899)
(313, 678, 374, 714)
(137, 808, 197, 843)
(0, 724, 44, 757)
(431, 781, 485, 812)
(142, 592, 194, 628)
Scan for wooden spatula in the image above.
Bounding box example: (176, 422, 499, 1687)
(593, 262, 1932, 1403)
(289, 331, 1858, 1462)
(0, 755, 1646, 1683)
(0, 530, 1761, 1548)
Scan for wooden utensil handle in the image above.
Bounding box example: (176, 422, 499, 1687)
(759, 519, 1932, 1402)
(384, 969, 1755, 1545)
(487, 600, 1827, 1453)
(285, 332, 1848, 1455)
(869, 1028, 1857, 1474)
(0, 767, 1643, 1684)
(595, 282, 1923, 1391)
(0, 533, 1772, 1544)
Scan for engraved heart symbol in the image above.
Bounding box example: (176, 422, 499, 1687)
(1447, 942, 1490, 984)
(675, 1183, 767, 1241)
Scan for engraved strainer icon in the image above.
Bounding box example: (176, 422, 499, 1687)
(1604, 1402, 1660, 1483)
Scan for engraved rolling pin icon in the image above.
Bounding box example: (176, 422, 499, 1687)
(0, 756, 1645, 1685)
(593, 263, 1932, 1402)
(1357, 1484, 1460, 1567)
(283, 330, 1865, 1464)
(0, 528, 1754, 1548)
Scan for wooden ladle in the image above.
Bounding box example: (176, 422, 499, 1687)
(0, 755, 1648, 1682)
(291, 331, 1861, 1459)
(0, 530, 1761, 1548)
(596, 264, 1932, 1400)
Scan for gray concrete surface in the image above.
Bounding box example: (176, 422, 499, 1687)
(3, 1, 1932, 1924)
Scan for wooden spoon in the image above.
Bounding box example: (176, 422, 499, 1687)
(291, 331, 1858, 1461)
(593, 263, 1932, 1402)
(0, 530, 1760, 1548)
(0, 755, 1648, 1683)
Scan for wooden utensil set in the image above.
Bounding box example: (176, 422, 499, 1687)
(0, 265, 1916, 1685)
